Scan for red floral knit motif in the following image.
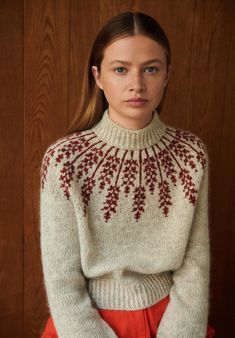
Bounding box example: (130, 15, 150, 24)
(41, 128, 207, 222)
(121, 151, 138, 194)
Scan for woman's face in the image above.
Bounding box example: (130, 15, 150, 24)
(92, 34, 171, 129)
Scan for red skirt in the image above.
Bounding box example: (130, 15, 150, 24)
(41, 295, 216, 338)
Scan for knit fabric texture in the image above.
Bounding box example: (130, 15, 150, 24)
(40, 108, 211, 338)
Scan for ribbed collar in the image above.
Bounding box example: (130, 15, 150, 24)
(91, 108, 167, 150)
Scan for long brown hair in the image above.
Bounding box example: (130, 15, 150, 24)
(63, 11, 171, 136)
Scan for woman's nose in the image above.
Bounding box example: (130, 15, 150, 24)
(130, 72, 146, 92)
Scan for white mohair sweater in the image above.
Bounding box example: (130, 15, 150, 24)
(40, 108, 211, 338)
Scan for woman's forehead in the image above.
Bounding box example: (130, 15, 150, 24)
(102, 35, 166, 64)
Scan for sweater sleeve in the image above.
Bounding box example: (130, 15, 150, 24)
(39, 148, 118, 338)
(156, 153, 211, 338)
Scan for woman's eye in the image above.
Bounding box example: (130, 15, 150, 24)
(114, 67, 126, 73)
(145, 66, 159, 73)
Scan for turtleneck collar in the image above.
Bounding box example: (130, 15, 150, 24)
(91, 108, 167, 150)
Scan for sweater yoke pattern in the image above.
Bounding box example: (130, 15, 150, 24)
(41, 114, 207, 223)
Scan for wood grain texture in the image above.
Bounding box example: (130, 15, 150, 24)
(208, 1, 235, 334)
(0, 0, 234, 337)
(0, 1, 24, 337)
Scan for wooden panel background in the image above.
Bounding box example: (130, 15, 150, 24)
(0, 0, 234, 337)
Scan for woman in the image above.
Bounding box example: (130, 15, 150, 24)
(40, 11, 215, 338)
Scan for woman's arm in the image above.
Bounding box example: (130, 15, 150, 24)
(40, 147, 118, 338)
(157, 152, 211, 338)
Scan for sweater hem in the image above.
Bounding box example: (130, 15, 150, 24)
(87, 271, 173, 310)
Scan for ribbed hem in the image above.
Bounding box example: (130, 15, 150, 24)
(91, 108, 167, 150)
(88, 271, 173, 310)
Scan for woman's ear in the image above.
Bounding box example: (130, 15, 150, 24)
(91, 66, 104, 90)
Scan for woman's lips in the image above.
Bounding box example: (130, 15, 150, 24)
(126, 98, 148, 102)
(125, 99, 148, 107)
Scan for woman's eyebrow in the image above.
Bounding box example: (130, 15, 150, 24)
(109, 59, 162, 65)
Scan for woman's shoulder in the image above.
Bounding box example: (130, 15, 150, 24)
(163, 123, 209, 171)
(40, 131, 88, 194)
(41, 130, 89, 165)
(165, 123, 207, 149)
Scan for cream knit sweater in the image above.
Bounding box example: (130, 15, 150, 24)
(40, 108, 211, 338)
